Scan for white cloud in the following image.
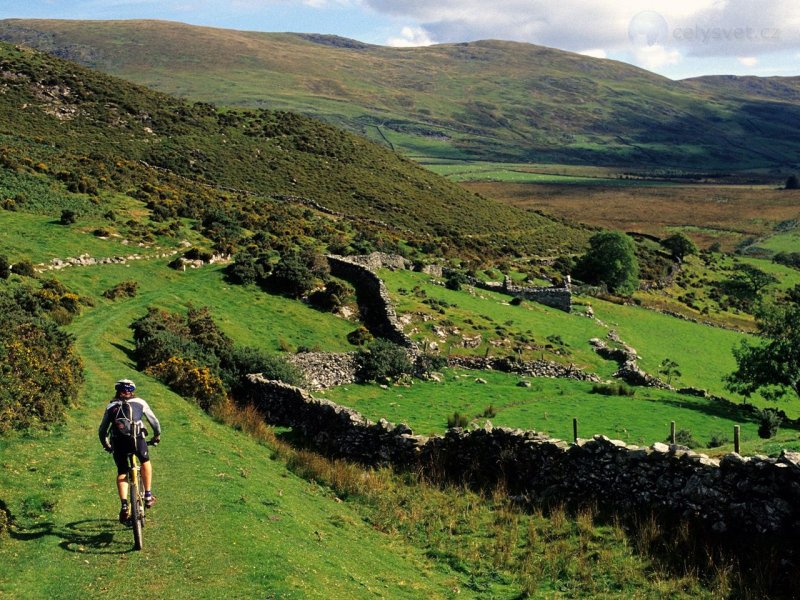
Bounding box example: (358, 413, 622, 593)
(364, 0, 800, 61)
(633, 44, 681, 70)
(387, 25, 435, 47)
(579, 48, 608, 59)
(738, 56, 759, 66)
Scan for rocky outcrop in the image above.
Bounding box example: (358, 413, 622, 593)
(244, 376, 800, 546)
(589, 338, 671, 389)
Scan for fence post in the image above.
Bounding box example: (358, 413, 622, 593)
(573, 418, 578, 444)
(670, 421, 676, 445)
(734, 425, 741, 454)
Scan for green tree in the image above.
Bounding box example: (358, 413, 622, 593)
(661, 233, 697, 260)
(725, 300, 800, 402)
(576, 231, 639, 295)
(658, 358, 681, 385)
(785, 175, 799, 190)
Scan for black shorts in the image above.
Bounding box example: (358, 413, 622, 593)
(111, 436, 150, 475)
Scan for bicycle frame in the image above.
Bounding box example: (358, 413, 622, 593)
(126, 452, 146, 551)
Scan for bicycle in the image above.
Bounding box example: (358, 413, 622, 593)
(124, 438, 157, 551)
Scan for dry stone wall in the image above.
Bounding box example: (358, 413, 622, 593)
(456, 272, 572, 312)
(446, 356, 601, 382)
(326, 254, 417, 350)
(244, 376, 800, 546)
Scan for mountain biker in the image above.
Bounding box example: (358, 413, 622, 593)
(98, 379, 162, 524)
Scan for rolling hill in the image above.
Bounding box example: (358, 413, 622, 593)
(0, 40, 588, 261)
(1, 19, 800, 169)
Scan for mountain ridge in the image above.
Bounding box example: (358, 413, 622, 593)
(1, 18, 799, 169)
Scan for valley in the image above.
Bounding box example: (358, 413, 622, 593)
(0, 23, 799, 599)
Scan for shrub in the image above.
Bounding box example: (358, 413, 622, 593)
(347, 326, 373, 346)
(447, 411, 470, 429)
(93, 228, 110, 237)
(220, 345, 304, 392)
(0, 290, 84, 434)
(757, 408, 782, 439)
(707, 433, 729, 448)
(103, 280, 139, 300)
(481, 404, 497, 418)
(786, 175, 799, 190)
(308, 280, 354, 312)
(267, 251, 318, 298)
(445, 270, 468, 291)
(11, 259, 36, 278)
(226, 250, 272, 285)
(415, 352, 447, 376)
(670, 429, 699, 449)
(509, 296, 523, 306)
(146, 357, 226, 411)
(0, 255, 9, 279)
(60, 209, 77, 225)
(355, 338, 413, 382)
(590, 383, 635, 397)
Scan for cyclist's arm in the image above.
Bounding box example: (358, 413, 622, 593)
(141, 400, 162, 438)
(98, 409, 112, 447)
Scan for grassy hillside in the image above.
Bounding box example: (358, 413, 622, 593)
(2, 19, 800, 169)
(0, 41, 587, 262)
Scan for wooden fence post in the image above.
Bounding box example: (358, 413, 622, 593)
(670, 421, 676, 445)
(573, 418, 578, 444)
(734, 425, 741, 454)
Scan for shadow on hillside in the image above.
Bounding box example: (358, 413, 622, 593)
(111, 342, 138, 368)
(9, 518, 134, 554)
(651, 395, 763, 427)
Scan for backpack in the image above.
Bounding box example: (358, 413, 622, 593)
(112, 401, 139, 438)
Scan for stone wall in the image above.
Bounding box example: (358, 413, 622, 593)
(244, 376, 800, 545)
(446, 356, 601, 382)
(457, 272, 572, 312)
(327, 254, 417, 350)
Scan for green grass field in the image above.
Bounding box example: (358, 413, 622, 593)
(319, 369, 800, 455)
(0, 259, 470, 598)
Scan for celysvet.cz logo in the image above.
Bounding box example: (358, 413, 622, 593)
(629, 11, 781, 47)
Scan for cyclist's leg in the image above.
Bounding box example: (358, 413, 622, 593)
(136, 437, 153, 494)
(112, 446, 129, 499)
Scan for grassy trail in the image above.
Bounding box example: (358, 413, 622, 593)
(0, 265, 465, 599)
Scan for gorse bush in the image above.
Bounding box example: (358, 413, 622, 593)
(0, 286, 84, 434)
(102, 280, 139, 300)
(131, 306, 303, 406)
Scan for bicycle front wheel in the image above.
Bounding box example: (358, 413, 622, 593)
(130, 489, 144, 551)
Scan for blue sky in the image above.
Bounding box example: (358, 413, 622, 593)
(1, 1, 798, 80)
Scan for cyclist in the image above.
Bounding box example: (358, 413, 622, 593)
(98, 379, 162, 524)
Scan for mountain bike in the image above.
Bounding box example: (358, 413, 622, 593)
(125, 439, 157, 551)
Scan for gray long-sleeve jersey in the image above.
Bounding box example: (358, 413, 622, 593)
(98, 397, 162, 444)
